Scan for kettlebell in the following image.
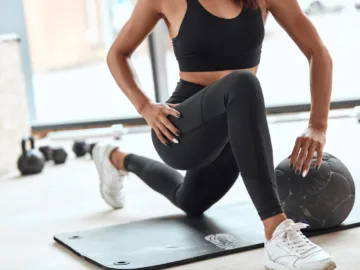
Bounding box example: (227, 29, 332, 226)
(17, 137, 45, 175)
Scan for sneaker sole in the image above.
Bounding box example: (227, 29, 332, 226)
(92, 144, 102, 175)
(92, 143, 125, 209)
(265, 261, 336, 270)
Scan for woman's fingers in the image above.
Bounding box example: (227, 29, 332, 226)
(165, 107, 181, 118)
(315, 145, 324, 170)
(158, 124, 178, 144)
(152, 105, 182, 146)
(290, 127, 326, 177)
(302, 142, 318, 177)
(167, 103, 179, 108)
(154, 128, 169, 146)
(290, 137, 303, 168)
(161, 116, 180, 137)
(295, 138, 312, 174)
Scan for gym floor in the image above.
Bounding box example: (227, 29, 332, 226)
(1, 115, 360, 270)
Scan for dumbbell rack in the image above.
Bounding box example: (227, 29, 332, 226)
(46, 124, 151, 141)
(41, 108, 360, 143)
(269, 107, 360, 125)
(47, 109, 359, 142)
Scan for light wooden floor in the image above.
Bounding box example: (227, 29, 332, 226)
(1, 117, 360, 270)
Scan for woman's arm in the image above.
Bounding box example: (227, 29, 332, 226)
(267, 0, 333, 175)
(268, 0, 333, 131)
(107, 0, 181, 145)
(107, 0, 161, 113)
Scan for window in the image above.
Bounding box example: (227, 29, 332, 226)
(23, 0, 155, 124)
(259, 6, 360, 106)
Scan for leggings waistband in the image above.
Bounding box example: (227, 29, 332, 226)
(179, 79, 207, 89)
(167, 79, 207, 104)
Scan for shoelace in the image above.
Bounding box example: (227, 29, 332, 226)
(276, 222, 316, 255)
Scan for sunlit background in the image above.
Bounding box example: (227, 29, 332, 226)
(1, 1, 360, 269)
(1, 0, 359, 125)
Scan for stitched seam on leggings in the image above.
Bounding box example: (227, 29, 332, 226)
(138, 160, 179, 203)
(227, 93, 265, 180)
(172, 182, 183, 205)
(195, 93, 265, 136)
(178, 113, 227, 136)
(123, 153, 134, 171)
(136, 159, 158, 176)
(200, 87, 228, 134)
(200, 88, 207, 132)
(175, 90, 264, 136)
(248, 93, 279, 210)
(259, 206, 284, 220)
(226, 93, 265, 109)
(176, 89, 224, 136)
(250, 95, 263, 181)
(259, 205, 283, 216)
(252, 95, 271, 182)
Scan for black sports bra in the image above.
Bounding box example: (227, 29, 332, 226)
(172, 0, 265, 72)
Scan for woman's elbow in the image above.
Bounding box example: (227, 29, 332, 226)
(106, 45, 130, 68)
(106, 46, 118, 67)
(310, 45, 333, 67)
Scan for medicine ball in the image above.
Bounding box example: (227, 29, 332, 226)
(275, 152, 355, 230)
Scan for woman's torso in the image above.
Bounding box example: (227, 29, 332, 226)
(161, 0, 269, 86)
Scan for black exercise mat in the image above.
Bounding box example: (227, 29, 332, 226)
(54, 199, 360, 270)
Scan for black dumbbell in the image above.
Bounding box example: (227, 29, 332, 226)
(18, 137, 45, 175)
(52, 148, 68, 164)
(39, 146, 68, 164)
(72, 141, 97, 158)
(39, 146, 52, 161)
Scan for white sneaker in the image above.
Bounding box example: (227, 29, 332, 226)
(265, 219, 336, 270)
(92, 141, 127, 209)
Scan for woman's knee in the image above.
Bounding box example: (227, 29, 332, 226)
(223, 70, 264, 104)
(175, 195, 209, 217)
(179, 203, 207, 217)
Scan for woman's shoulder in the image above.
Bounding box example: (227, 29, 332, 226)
(159, 0, 188, 17)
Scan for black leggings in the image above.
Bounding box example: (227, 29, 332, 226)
(124, 71, 283, 220)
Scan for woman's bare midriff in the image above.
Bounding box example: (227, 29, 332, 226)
(180, 66, 259, 86)
(161, 0, 266, 86)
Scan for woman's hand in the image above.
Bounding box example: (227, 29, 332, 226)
(140, 102, 181, 146)
(290, 126, 326, 177)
